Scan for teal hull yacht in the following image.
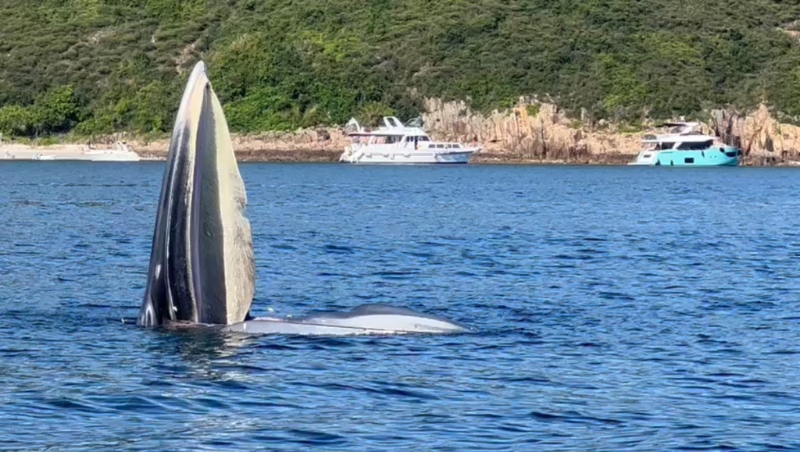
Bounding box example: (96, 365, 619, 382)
(629, 122, 741, 167)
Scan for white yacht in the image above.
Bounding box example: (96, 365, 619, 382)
(339, 117, 480, 164)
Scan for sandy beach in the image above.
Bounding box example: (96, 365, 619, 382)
(0, 142, 145, 162)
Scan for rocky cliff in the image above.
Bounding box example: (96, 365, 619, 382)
(422, 99, 640, 164)
(709, 105, 800, 165)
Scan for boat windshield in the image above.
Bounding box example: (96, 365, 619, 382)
(676, 140, 713, 150)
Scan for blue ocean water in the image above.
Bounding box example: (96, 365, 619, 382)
(1, 162, 800, 451)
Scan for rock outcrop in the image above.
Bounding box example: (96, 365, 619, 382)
(709, 104, 800, 165)
(422, 98, 641, 164)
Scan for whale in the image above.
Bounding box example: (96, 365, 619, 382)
(137, 61, 467, 335)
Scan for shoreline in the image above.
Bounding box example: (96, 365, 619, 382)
(0, 145, 800, 168)
(137, 148, 641, 165)
(2, 142, 798, 166)
(3, 146, 800, 166)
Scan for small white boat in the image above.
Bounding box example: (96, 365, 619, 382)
(339, 116, 480, 164)
(32, 153, 56, 160)
(83, 142, 141, 162)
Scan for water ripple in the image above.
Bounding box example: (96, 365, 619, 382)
(1, 163, 800, 450)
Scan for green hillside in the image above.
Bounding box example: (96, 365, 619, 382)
(2, 0, 800, 138)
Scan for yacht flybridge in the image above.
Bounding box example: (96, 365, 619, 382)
(629, 122, 741, 167)
(339, 117, 480, 164)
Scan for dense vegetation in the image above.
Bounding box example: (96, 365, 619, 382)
(2, 0, 800, 138)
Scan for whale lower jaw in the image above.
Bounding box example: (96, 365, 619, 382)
(221, 304, 468, 336)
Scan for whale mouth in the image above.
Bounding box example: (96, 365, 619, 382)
(137, 61, 255, 327)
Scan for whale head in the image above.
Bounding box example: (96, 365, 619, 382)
(137, 61, 255, 327)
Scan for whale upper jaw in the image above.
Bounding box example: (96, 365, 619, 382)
(137, 61, 255, 327)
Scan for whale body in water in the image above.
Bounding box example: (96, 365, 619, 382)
(136, 61, 467, 335)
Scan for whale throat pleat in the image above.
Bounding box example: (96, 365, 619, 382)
(210, 85, 255, 324)
(191, 81, 255, 324)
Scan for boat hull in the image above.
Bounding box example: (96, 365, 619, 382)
(340, 149, 475, 164)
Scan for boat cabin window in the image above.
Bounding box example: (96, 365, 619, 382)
(684, 157, 695, 164)
(656, 142, 675, 150)
(385, 135, 401, 144)
(404, 135, 429, 142)
(677, 140, 713, 150)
